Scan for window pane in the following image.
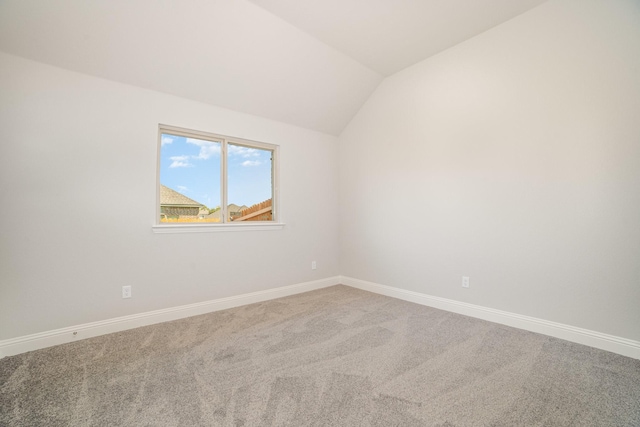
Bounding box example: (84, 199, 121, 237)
(227, 143, 273, 222)
(159, 133, 221, 223)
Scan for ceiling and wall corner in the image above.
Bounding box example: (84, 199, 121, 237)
(247, 0, 548, 77)
(0, 0, 381, 136)
(0, 0, 547, 136)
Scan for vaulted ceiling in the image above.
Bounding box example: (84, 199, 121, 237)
(0, 0, 546, 135)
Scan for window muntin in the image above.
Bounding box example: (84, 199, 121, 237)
(158, 125, 277, 225)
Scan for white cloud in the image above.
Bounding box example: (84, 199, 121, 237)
(177, 185, 189, 193)
(242, 160, 261, 167)
(186, 138, 215, 147)
(161, 136, 174, 146)
(186, 138, 221, 160)
(229, 145, 260, 158)
(169, 155, 193, 168)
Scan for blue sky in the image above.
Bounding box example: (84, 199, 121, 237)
(160, 133, 273, 209)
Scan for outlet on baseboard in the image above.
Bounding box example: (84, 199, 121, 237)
(122, 285, 132, 299)
(462, 276, 470, 288)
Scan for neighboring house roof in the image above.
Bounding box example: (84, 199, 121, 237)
(160, 185, 204, 207)
(229, 204, 248, 213)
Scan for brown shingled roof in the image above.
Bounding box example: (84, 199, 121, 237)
(160, 185, 205, 207)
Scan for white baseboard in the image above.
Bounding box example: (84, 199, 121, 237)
(340, 276, 640, 360)
(3, 275, 638, 360)
(0, 276, 340, 358)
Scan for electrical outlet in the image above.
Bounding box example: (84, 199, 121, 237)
(462, 276, 470, 288)
(311, 261, 317, 270)
(122, 285, 132, 299)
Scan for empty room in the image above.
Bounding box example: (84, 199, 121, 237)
(1, 0, 639, 425)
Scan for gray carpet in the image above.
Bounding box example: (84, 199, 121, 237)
(1, 285, 639, 426)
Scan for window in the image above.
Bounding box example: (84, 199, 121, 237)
(155, 125, 280, 231)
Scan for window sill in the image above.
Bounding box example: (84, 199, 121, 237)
(152, 223, 285, 234)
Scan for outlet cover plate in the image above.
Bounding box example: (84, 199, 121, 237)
(462, 276, 470, 288)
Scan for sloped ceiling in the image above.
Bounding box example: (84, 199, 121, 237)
(248, 0, 547, 77)
(0, 0, 546, 135)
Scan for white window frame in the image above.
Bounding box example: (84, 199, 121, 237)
(152, 124, 283, 233)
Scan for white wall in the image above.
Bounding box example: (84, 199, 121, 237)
(0, 52, 339, 340)
(338, 0, 640, 341)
